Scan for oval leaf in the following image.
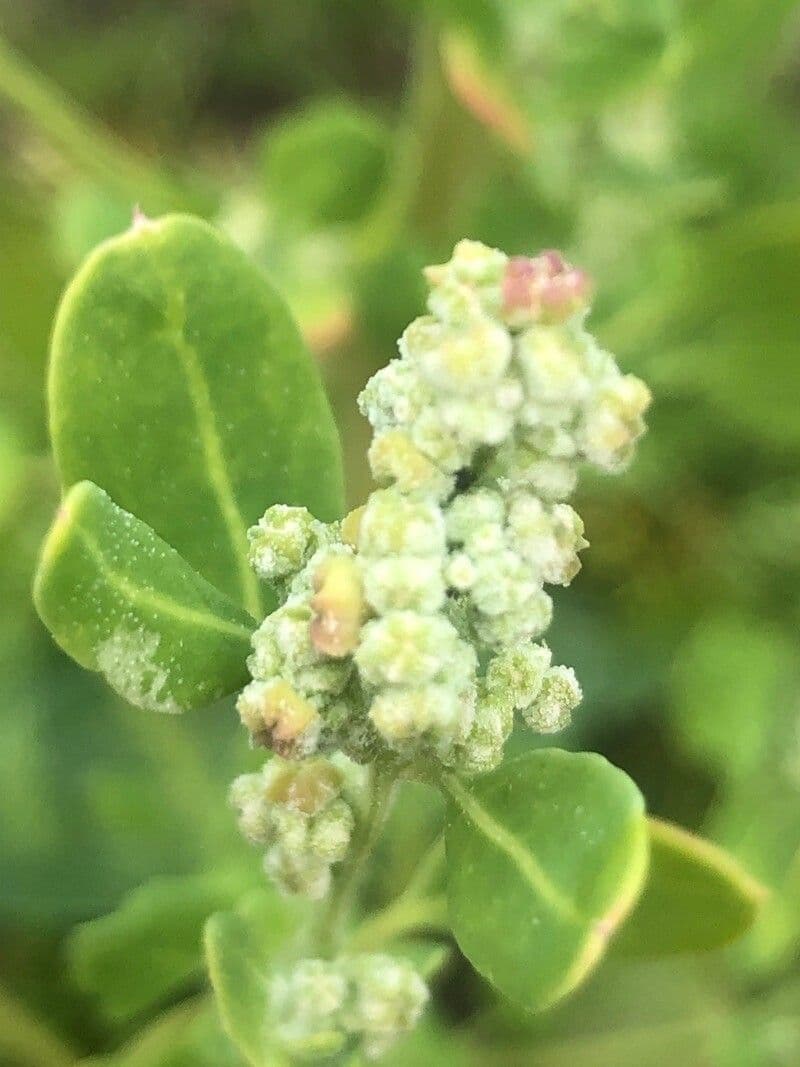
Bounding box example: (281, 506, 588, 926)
(444, 749, 648, 1011)
(615, 817, 768, 956)
(49, 213, 344, 616)
(69, 871, 247, 1022)
(33, 481, 253, 712)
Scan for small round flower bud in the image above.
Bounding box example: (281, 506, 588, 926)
(523, 664, 582, 733)
(310, 554, 367, 657)
(485, 642, 552, 711)
(473, 591, 553, 649)
(445, 489, 505, 543)
(343, 954, 429, 1059)
(368, 429, 452, 498)
(503, 251, 591, 328)
(470, 550, 540, 618)
(360, 555, 445, 614)
(271, 954, 428, 1061)
(515, 325, 590, 406)
(308, 798, 354, 863)
(506, 496, 588, 585)
(237, 679, 320, 757)
(438, 394, 516, 448)
(409, 409, 467, 473)
(456, 692, 514, 775)
(493, 444, 579, 501)
(358, 490, 445, 558)
(579, 373, 651, 472)
(424, 239, 507, 322)
(368, 682, 473, 754)
(247, 505, 328, 583)
(355, 612, 464, 687)
(229, 772, 271, 845)
(445, 551, 477, 591)
(404, 316, 512, 396)
(271, 958, 348, 1053)
(358, 359, 432, 432)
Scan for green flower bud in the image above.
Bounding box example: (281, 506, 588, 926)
(403, 315, 512, 395)
(445, 489, 505, 543)
(248, 505, 328, 584)
(360, 555, 445, 614)
(473, 591, 553, 649)
(368, 429, 452, 498)
(356, 611, 466, 687)
(515, 325, 590, 406)
(358, 489, 445, 558)
(358, 359, 432, 432)
(579, 373, 651, 472)
(368, 682, 474, 755)
(485, 641, 552, 711)
(523, 664, 582, 733)
(506, 495, 588, 585)
(343, 953, 429, 1059)
(456, 689, 515, 775)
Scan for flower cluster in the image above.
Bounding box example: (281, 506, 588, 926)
(236, 239, 650, 778)
(229, 754, 365, 899)
(270, 953, 428, 1060)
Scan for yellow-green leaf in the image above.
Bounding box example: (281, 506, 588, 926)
(615, 817, 768, 956)
(49, 214, 344, 617)
(444, 750, 648, 1012)
(34, 481, 253, 712)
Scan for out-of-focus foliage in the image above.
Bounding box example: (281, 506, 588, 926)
(1, 0, 800, 1064)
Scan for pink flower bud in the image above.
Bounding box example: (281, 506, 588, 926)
(503, 251, 591, 326)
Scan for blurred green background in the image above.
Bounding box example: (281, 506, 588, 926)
(2, 1, 800, 1064)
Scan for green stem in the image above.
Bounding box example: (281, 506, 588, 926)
(0, 35, 210, 213)
(315, 761, 398, 956)
(350, 893, 448, 951)
(401, 833, 445, 901)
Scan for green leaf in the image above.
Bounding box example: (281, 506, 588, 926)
(204, 891, 311, 1067)
(615, 817, 768, 956)
(672, 613, 793, 782)
(69, 871, 249, 1021)
(80, 997, 246, 1067)
(33, 481, 253, 712)
(49, 213, 344, 616)
(260, 100, 390, 228)
(444, 750, 648, 1012)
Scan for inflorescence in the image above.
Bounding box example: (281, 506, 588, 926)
(229, 240, 650, 1053)
(235, 240, 649, 782)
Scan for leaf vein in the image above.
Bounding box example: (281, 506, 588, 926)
(74, 526, 253, 642)
(445, 774, 582, 924)
(164, 286, 262, 618)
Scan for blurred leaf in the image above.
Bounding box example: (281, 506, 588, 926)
(260, 100, 390, 229)
(441, 30, 531, 154)
(672, 613, 795, 782)
(52, 182, 132, 268)
(616, 817, 767, 956)
(34, 481, 253, 713)
(81, 998, 245, 1067)
(444, 750, 648, 1011)
(204, 890, 311, 1067)
(69, 871, 251, 1022)
(49, 214, 344, 615)
(390, 937, 451, 981)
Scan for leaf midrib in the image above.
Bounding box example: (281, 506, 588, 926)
(161, 278, 262, 619)
(445, 774, 582, 925)
(74, 524, 253, 643)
